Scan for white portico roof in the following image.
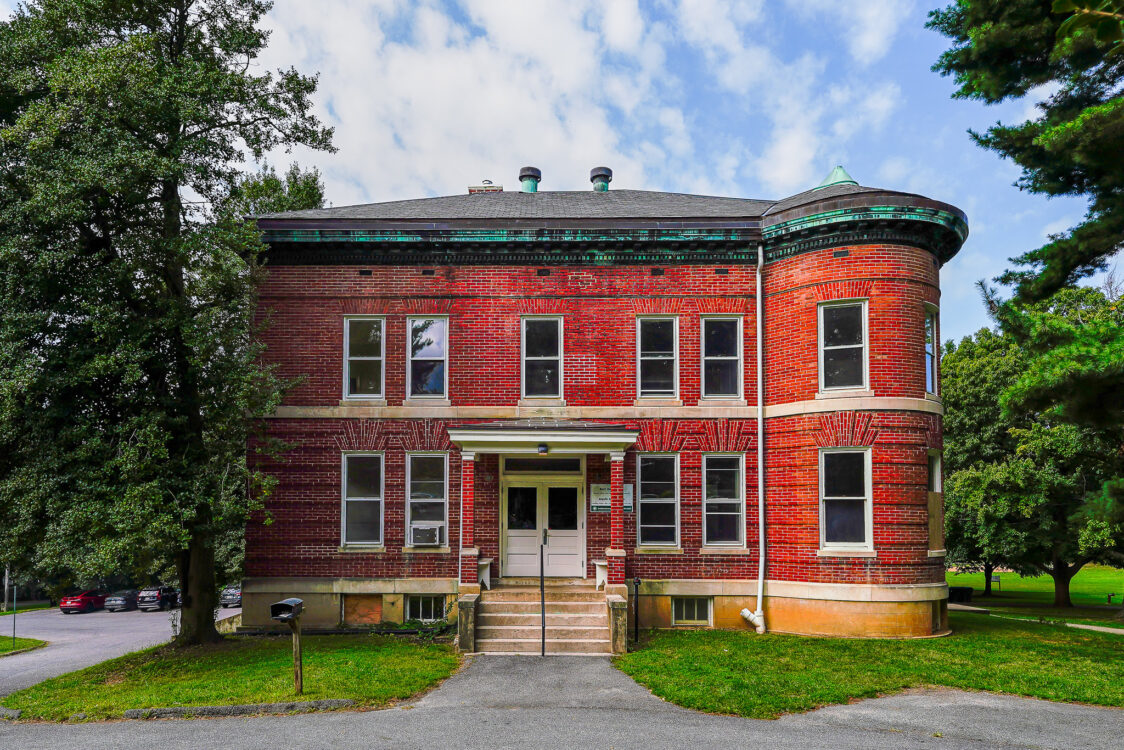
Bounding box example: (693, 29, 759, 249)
(447, 419, 638, 456)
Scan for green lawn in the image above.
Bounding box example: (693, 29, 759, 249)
(614, 612, 1124, 719)
(2, 634, 459, 721)
(0, 636, 46, 655)
(947, 564, 1124, 623)
(0, 604, 52, 617)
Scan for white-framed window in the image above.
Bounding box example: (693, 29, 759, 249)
(819, 448, 872, 550)
(407, 316, 448, 398)
(702, 454, 744, 545)
(637, 317, 678, 398)
(819, 300, 868, 391)
(406, 594, 447, 623)
(927, 451, 942, 493)
(522, 316, 563, 398)
(672, 596, 711, 626)
(637, 454, 678, 546)
(407, 453, 447, 546)
(927, 450, 944, 550)
(701, 316, 742, 398)
(342, 453, 383, 545)
(924, 309, 938, 395)
(344, 317, 384, 398)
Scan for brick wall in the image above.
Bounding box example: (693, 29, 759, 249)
(247, 243, 944, 587)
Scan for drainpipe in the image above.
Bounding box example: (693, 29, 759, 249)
(742, 243, 767, 634)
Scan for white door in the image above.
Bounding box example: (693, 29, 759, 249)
(503, 483, 584, 577)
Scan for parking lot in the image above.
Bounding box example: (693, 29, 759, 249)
(0, 606, 240, 696)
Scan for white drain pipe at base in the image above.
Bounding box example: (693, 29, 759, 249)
(745, 243, 767, 635)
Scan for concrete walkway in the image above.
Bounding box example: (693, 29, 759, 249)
(2, 654, 1122, 749)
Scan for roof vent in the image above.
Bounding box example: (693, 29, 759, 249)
(468, 179, 503, 195)
(813, 165, 858, 190)
(519, 166, 541, 193)
(590, 166, 612, 192)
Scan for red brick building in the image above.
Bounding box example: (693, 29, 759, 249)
(243, 165, 966, 650)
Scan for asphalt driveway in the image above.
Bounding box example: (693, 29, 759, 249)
(0, 606, 240, 697)
(1, 654, 1120, 749)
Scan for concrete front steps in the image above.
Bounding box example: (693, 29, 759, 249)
(475, 581, 611, 654)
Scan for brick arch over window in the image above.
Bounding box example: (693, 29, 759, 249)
(634, 419, 754, 452)
(634, 419, 693, 452)
(812, 411, 879, 448)
(813, 279, 874, 302)
(630, 298, 691, 315)
(398, 419, 452, 451)
(334, 419, 392, 452)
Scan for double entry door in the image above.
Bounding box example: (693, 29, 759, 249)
(502, 479, 585, 577)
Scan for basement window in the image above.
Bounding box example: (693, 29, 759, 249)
(406, 595, 447, 623)
(672, 597, 711, 626)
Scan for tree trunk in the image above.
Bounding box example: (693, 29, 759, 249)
(1051, 565, 1074, 608)
(982, 561, 994, 597)
(175, 525, 222, 646)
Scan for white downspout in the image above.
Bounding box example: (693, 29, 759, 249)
(742, 243, 767, 634)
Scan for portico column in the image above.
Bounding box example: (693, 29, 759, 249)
(607, 451, 626, 585)
(459, 452, 478, 585)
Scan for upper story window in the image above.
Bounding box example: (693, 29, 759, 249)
(701, 317, 741, 398)
(637, 318, 677, 398)
(637, 454, 678, 546)
(820, 448, 871, 550)
(342, 454, 383, 545)
(522, 317, 562, 398)
(703, 454, 744, 546)
(924, 310, 938, 395)
(344, 317, 384, 399)
(408, 317, 448, 398)
(407, 453, 447, 547)
(819, 301, 867, 391)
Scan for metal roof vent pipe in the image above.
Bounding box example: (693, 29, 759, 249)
(590, 166, 612, 192)
(519, 166, 541, 193)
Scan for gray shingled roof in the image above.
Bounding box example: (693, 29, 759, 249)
(256, 189, 777, 221)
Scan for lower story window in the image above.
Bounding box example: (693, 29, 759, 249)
(343, 454, 383, 545)
(406, 594, 447, 623)
(820, 448, 871, 549)
(408, 454, 447, 546)
(672, 597, 711, 626)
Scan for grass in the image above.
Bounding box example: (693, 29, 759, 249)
(0, 636, 46, 655)
(0, 604, 52, 617)
(947, 564, 1124, 624)
(614, 612, 1124, 719)
(1, 634, 459, 721)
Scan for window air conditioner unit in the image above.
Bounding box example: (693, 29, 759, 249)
(411, 525, 441, 546)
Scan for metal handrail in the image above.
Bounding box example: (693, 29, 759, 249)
(540, 528, 546, 656)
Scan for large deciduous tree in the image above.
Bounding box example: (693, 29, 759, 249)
(928, 0, 1124, 427)
(941, 288, 1124, 606)
(0, 0, 332, 645)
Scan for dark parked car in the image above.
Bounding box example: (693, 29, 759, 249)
(220, 585, 242, 608)
(138, 586, 179, 611)
(59, 590, 107, 614)
(104, 590, 139, 612)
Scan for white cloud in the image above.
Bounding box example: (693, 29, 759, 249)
(790, 0, 915, 65)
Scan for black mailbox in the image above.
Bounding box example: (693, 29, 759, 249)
(270, 597, 304, 622)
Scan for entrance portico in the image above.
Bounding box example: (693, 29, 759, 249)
(447, 420, 638, 588)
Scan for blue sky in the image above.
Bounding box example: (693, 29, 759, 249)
(2, 0, 1101, 342)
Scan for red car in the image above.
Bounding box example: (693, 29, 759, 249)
(59, 590, 107, 614)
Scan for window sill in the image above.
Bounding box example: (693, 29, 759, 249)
(338, 544, 385, 554)
(924, 392, 942, 403)
(518, 398, 566, 407)
(634, 546, 684, 555)
(815, 389, 874, 400)
(339, 398, 386, 407)
(699, 546, 751, 555)
(633, 398, 683, 406)
(402, 398, 451, 407)
(402, 545, 451, 554)
(817, 548, 876, 558)
(927, 549, 947, 558)
(697, 398, 747, 407)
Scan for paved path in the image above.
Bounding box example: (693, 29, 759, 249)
(2, 654, 1121, 749)
(0, 606, 240, 696)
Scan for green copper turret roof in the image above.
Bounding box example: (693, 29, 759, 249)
(814, 165, 858, 190)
